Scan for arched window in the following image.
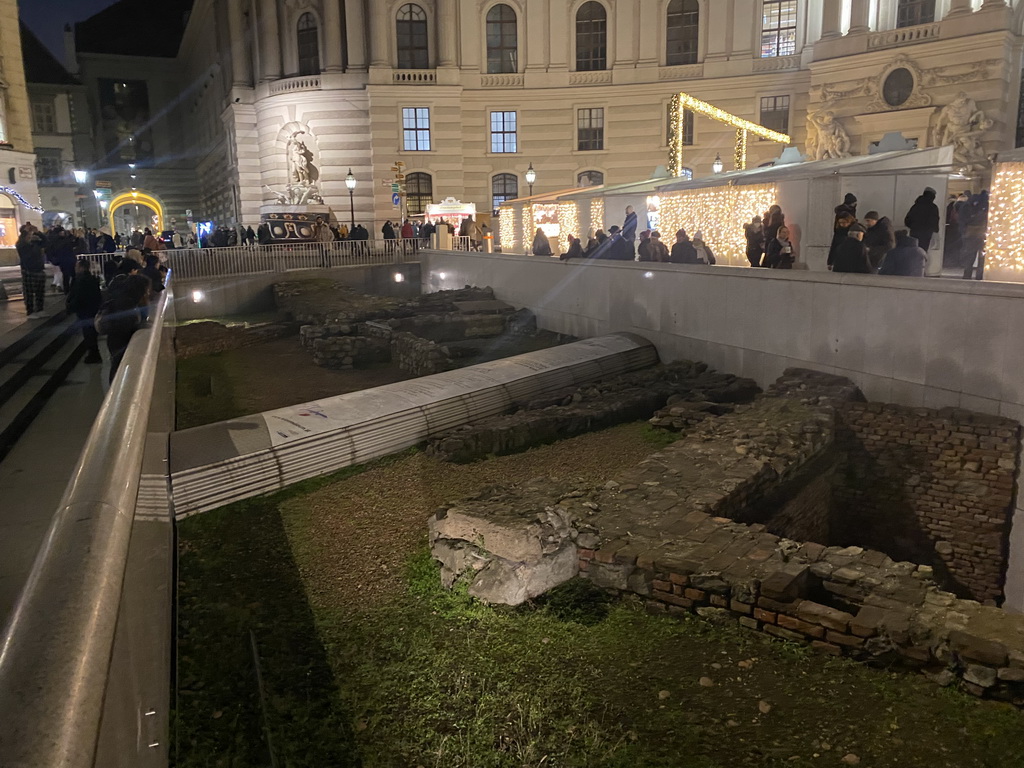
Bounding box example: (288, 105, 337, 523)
(492, 173, 519, 212)
(486, 4, 518, 74)
(297, 13, 320, 76)
(666, 0, 699, 66)
(575, 2, 607, 72)
(577, 170, 604, 187)
(896, 0, 935, 28)
(396, 4, 429, 69)
(406, 172, 433, 215)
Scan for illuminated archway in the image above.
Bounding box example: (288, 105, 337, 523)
(109, 190, 165, 234)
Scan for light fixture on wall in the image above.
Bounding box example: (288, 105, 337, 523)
(72, 169, 87, 184)
(525, 162, 536, 196)
(712, 154, 724, 174)
(345, 168, 356, 229)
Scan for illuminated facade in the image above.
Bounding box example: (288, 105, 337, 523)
(67, 0, 1024, 234)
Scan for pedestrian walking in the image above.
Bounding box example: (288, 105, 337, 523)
(904, 187, 940, 252)
(744, 216, 764, 267)
(16, 223, 47, 318)
(863, 212, 895, 271)
(96, 273, 151, 384)
(66, 259, 103, 363)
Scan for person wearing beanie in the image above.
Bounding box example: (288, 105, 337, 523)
(904, 187, 940, 252)
(831, 223, 873, 274)
(863, 211, 895, 271)
(828, 193, 858, 266)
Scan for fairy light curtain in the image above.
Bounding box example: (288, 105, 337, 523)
(985, 162, 1024, 273)
(669, 93, 790, 176)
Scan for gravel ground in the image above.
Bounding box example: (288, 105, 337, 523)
(279, 422, 662, 608)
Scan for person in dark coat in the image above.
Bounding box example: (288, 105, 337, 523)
(764, 225, 795, 269)
(669, 229, 699, 264)
(16, 223, 47, 317)
(649, 231, 670, 262)
(763, 205, 785, 243)
(532, 227, 553, 256)
(100, 273, 151, 384)
(834, 193, 857, 222)
(585, 230, 608, 258)
(45, 226, 78, 294)
(904, 187, 940, 252)
(863, 212, 896, 271)
(561, 236, 583, 260)
(879, 230, 927, 277)
(636, 230, 653, 262)
(827, 211, 857, 269)
(831, 224, 873, 274)
(142, 253, 165, 293)
(961, 191, 989, 280)
(382, 221, 397, 240)
(66, 259, 103, 363)
(744, 216, 764, 267)
(257, 222, 272, 245)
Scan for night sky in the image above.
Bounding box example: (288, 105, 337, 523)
(19, 0, 118, 60)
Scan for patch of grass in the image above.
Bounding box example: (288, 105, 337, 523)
(175, 354, 246, 430)
(640, 423, 682, 448)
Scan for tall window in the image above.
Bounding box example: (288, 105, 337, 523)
(666, 106, 694, 146)
(577, 108, 605, 151)
(575, 2, 607, 72)
(492, 173, 518, 211)
(31, 100, 57, 134)
(666, 0, 699, 66)
(490, 111, 517, 153)
(397, 3, 429, 69)
(760, 0, 797, 58)
(578, 170, 604, 187)
(896, 0, 935, 28)
(406, 172, 433, 215)
(759, 95, 791, 135)
(402, 107, 431, 151)
(486, 4, 518, 73)
(296, 13, 320, 75)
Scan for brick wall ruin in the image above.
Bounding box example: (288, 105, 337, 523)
(834, 403, 1019, 604)
(429, 369, 1024, 703)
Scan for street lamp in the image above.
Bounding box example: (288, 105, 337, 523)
(345, 168, 356, 229)
(525, 162, 536, 196)
(72, 169, 88, 184)
(712, 154, 724, 174)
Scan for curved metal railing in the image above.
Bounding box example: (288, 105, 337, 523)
(0, 279, 175, 768)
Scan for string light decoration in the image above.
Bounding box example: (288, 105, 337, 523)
(499, 205, 516, 253)
(557, 201, 579, 252)
(985, 162, 1024, 273)
(520, 204, 533, 253)
(0, 186, 45, 213)
(658, 183, 777, 266)
(590, 199, 604, 233)
(669, 93, 790, 177)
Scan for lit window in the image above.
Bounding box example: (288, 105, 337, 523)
(492, 173, 518, 212)
(575, 2, 607, 72)
(406, 172, 433, 215)
(490, 111, 517, 153)
(397, 3, 429, 69)
(577, 108, 604, 152)
(486, 4, 518, 74)
(666, 0, 699, 66)
(896, 0, 935, 28)
(577, 170, 604, 187)
(402, 107, 431, 151)
(760, 0, 797, 58)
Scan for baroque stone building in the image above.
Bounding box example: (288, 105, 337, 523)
(68, 0, 1024, 234)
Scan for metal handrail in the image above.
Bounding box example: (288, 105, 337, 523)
(0, 278, 174, 768)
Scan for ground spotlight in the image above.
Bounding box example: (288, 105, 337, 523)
(393, 273, 405, 283)
(644, 271, 655, 279)
(191, 290, 205, 303)
(438, 272, 447, 280)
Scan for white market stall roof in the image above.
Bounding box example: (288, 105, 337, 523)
(501, 188, 590, 206)
(653, 147, 955, 194)
(550, 175, 672, 204)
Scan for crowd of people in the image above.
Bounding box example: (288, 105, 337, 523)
(15, 222, 168, 383)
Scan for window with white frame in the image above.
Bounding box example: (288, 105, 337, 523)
(759, 95, 790, 135)
(760, 0, 797, 58)
(577, 108, 604, 151)
(402, 107, 431, 151)
(896, 0, 935, 28)
(490, 111, 517, 153)
(32, 100, 57, 134)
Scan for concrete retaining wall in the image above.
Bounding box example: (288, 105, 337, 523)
(419, 250, 1024, 611)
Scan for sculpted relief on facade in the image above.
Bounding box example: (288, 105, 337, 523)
(933, 92, 993, 172)
(807, 109, 851, 161)
(266, 127, 324, 206)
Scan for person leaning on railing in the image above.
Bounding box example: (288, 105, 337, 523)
(96, 267, 152, 384)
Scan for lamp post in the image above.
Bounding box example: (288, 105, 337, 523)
(345, 168, 356, 229)
(525, 162, 536, 196)
(712, 154, 724, 174)
(72, 169, 89, 227)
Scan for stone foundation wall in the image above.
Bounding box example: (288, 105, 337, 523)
(391, 332, 453, 376)
(834, 403, 1020, 604)
(176, 321, 295, 359)
(311, 336, 390, 369)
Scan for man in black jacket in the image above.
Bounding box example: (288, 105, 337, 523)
(831, 224, 873, 274)
(863, 212, 895, 271)
(904, 187, 940, 252)
(66, 259, 104, 363)
(880, 230, 927, 277)
(16, 223, 47, 317)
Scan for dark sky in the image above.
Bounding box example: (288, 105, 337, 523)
(19, 0, 118, 61)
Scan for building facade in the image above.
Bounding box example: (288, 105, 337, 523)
(0, 0, 42, 255)
(70, 0, 1024, 236)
